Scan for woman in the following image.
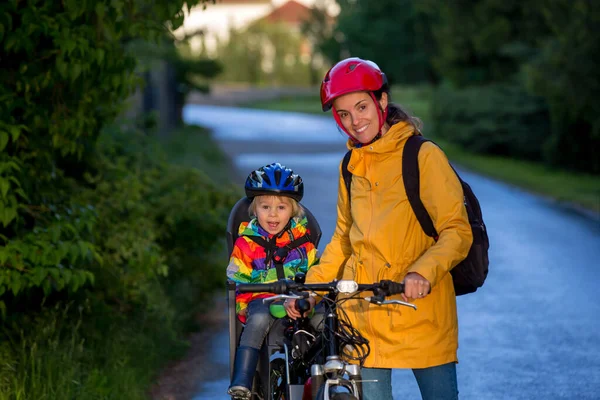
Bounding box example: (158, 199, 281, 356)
(304, 58, 473, 400)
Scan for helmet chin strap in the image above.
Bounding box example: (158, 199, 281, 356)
(332, 92, 388, 146)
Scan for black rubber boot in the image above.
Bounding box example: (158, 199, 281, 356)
(228, 346, 260, 399)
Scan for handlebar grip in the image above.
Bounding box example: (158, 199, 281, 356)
(380, 280, 405, 296)
(236, 279, 291, 294)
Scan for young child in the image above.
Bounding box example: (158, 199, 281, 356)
(227, 162, 318, 399)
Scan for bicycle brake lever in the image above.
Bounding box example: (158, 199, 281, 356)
(262, 294, 304, 304)
(290, 291, 310, 298)
(364, 297, 417, 310)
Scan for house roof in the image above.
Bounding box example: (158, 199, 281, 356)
(262, 0, 312, 26)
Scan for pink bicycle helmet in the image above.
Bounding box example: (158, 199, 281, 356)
(320, 58, 389, 141)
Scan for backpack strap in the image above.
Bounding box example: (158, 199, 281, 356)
(341, 150, 353, 202)
(402, 135, 439, 238)
(245, 234, 312, 280)
(343, 138, 439, 239)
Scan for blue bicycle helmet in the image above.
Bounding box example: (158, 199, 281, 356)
(245, 163, 304, 201)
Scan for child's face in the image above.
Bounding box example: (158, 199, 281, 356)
(255, 195, 294, 235)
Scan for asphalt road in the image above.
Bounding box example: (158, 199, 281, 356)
(184, 105, 600, 400)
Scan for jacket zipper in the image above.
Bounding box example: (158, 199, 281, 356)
(365, 153, 378, 365)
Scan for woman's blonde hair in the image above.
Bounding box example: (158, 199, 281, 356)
(249, 195, 305, 219)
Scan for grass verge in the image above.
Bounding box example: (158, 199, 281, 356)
(433, 139, 600, 213)
(160, 124, 240, 185)
(0, 303, 189, 400)
(240, 87, 599, 215)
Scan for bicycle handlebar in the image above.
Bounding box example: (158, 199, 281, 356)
(237, 279, 417, 309)
(237, 279, 405, 297)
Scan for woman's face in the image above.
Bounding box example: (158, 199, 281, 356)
(333, 91, 388, 144)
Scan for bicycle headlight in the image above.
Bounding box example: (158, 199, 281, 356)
(336, 280, 359, 294)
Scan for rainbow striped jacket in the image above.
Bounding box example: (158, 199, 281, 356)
(226, 217, 318, 320)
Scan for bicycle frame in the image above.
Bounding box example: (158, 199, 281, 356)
(306, 291, 365, 400)
(235, 277, 415, 400)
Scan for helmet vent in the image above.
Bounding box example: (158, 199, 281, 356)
(262, 172, 272, 186)
(250, 171, 261, 183)
(274, 169, 282, 185)
(283, 174, 294, 187)
(347, 64, 357, 72)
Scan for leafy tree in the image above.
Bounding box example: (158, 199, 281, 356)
(414, 0, 549, 87)
(301, 0, 337, 84)
(420, 0, 598, 173)
(0, 0, 214, 312)
(215, 21, 313, 86)
(524, 0, 600, 173)
(135, 35, 223, 125)
(316, 0, 438, 84)
(215, 25, 265, 84)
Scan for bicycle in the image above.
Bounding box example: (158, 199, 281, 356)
(236, 274, 417, 400)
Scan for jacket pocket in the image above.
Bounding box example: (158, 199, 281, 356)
(389, 297, 438, 333)
(341, 256, 356, 281)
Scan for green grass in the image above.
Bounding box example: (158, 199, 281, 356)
(433, 139, 600, 213)
(239, 86, 600, 214)
(245, 94, 324, 114)
(0, 302, 189, 400)
(243, 86, 432, 118)
(160, 124, 239, 184)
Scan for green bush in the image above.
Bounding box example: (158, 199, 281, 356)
(431, 81, 551, 161)
(75, 126, 237, 326)
(0, 0, 214, 310)
(0, 124, 238, 398)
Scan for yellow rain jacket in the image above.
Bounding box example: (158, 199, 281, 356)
(306, 121, 473, 369)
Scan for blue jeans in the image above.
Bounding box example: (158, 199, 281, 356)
(239, 300, 276, 349)
(239, 299, 324, 349)
(361, 363, 458, 400)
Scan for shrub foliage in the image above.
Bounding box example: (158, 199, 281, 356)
(431, 81, 551, 161)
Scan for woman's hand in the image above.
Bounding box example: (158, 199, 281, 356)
(283, 296, 316, 320)
(239, 307, 247, 317)
(402, 272, 431, 301)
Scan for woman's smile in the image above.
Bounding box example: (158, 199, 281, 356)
(354, 123, 370, 134)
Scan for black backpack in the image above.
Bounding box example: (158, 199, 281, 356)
(341, 135, 489, 295)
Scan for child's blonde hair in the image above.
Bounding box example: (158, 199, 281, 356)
(249, 195, 305, 219)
